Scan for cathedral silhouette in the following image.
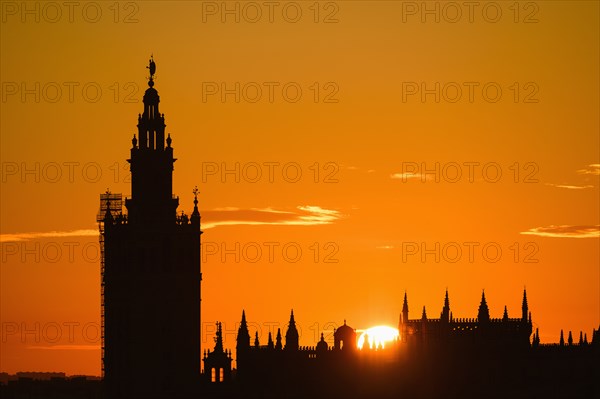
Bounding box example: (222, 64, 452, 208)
(95, 59, 599, 399)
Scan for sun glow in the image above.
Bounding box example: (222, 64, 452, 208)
(357, 326, 400, 350)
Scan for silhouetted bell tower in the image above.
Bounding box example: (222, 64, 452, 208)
(126, 57, 178, 226)
(99, 57, 202, 399)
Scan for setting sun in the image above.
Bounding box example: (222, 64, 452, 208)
(357, 326, 400, 350)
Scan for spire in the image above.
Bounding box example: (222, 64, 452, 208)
(421, 306, 427, 320)
(441, 289, 450, 322)
(214, 322, 224, 353)
(275, 328, 283, 350)
(267, 332, 274, 349)
(567, 331, 573, 346)
(191, 186, 200, 225)
(559, 329, 564, 346)
(579, 331, 584, 345)
(254, 332, 260, 347)
(285, 309, 299, 351)
(236, 310, 250, 351)
(478, 290, 490, 322)
(402, 291, 409, 324)
(502, 306, 509, 321)
(522, 288, 529, 322)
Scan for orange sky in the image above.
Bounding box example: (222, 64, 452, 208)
(1, 1, 599, 376)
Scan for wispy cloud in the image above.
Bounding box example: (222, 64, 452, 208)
(27, 345, 100, 351)
(0, 229, 98, 243)
(0, 206, 342, 241)
(520, 225, 600, 239)
(545, 183, 594, 190)
(202, 206, 343, 229)
(342, 166, 375, 173)
(577, 164, 600, 176)
(390, 172, 428, 181)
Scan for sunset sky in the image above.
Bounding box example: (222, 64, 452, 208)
(1, 1, 599, 376)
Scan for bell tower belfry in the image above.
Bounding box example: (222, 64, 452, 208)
(126, 56, 178, 226)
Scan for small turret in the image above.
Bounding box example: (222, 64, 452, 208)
(285, 310, 299, 351)
(478, 290, 490, 323)
(214, 322, 224, 353)
(267, 332, 274, 349)
(236, 310, 251, 352)
(441, 289, 450, 323)
(532, 328, 540, 347)
(522, 288, 529, 322)
(316, 333, 328, 354)
(191, 186, 200, 227)
(275, 328, 283, 350)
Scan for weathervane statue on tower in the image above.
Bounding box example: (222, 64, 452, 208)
(146, 55, 156, 86)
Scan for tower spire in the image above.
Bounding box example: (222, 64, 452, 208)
(237, 310, 250, 352)
(522, 288, 529, 322)
(285, 309, 299, 350)
(267, 331, 274, 349)
(214, 322, 224, 353)
(402, 291, 409, 323)
(478, 290, 490, 322)
(441, 289, 450, 322)
(275, 328, 283, 350)
(191, 186, 200, 226)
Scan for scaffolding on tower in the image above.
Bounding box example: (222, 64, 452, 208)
(97, 191, 123, 377)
